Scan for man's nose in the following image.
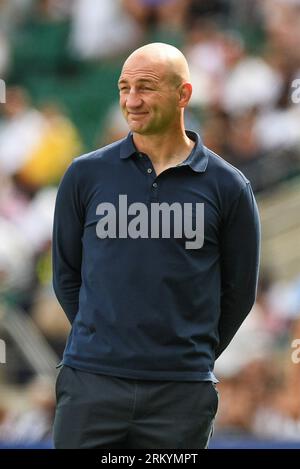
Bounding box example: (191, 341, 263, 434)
(126, 89, 142, 108)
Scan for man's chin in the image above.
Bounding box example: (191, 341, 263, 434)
(128, 123, 147, 134)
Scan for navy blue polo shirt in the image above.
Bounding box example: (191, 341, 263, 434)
(52, 130, 260, 381)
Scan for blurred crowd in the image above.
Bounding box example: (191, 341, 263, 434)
(0, 0, 300, 446)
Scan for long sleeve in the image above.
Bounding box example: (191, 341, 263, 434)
(215, 181, 261, 359)
(52, 162, 84, 324)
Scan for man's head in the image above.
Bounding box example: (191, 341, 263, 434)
(118, 43, 192, 136)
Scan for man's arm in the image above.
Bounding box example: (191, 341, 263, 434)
(52, 162, 84, 324)
(215, 181, 260, 359)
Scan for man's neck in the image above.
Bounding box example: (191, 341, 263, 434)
(133, 129, 195, 176)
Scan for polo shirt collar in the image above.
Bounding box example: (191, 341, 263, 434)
(119, 130, 208, 173)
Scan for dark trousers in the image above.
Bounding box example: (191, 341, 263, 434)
(53, 365, 218, 449)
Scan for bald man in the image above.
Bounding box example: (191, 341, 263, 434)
(53, 43, 260, 449)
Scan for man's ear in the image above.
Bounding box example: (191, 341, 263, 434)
(179, 83, 192, 108)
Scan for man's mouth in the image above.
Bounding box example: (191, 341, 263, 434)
(128, 112, 148, 117)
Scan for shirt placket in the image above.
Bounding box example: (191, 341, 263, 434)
(137, 152, 159, 203)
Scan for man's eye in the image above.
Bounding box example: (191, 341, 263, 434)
(119, 87, 129, 92)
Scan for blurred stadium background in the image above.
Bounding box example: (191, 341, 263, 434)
(0, 0, 300, 449)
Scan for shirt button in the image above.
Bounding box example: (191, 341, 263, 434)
(138, 153, 143, 158)
(152, 182, 158, 188)
(147, 168, 152, 174)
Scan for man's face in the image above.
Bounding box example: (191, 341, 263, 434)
(118, 56, 180, 135)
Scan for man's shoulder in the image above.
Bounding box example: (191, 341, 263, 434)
(205, 146, 249, 190)
(73, 138, 125, 167)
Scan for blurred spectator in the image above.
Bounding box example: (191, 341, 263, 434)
(0, 216, 33, 293)
(0, 88, 81, 194)
(123, 0, 187, 31)
(225, 109, 263, 167)
(200, 109, 229, 155)
(220, 36, 282, 115)
(185, 19, 225, 108)
(69, 0, 142, 61)
(254, 105, 300, 152)
(215, 359, 276, 436)
(0, 375, 55, 443)
(262, 0, 300, 63)
(252, 318, 300, 441)
(186, 0, 230, 26)
(13, 187, 57, 254)
(0, 86, 46, 176)
(0, 170, 28, 221)
(16, 102, 82, 192)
